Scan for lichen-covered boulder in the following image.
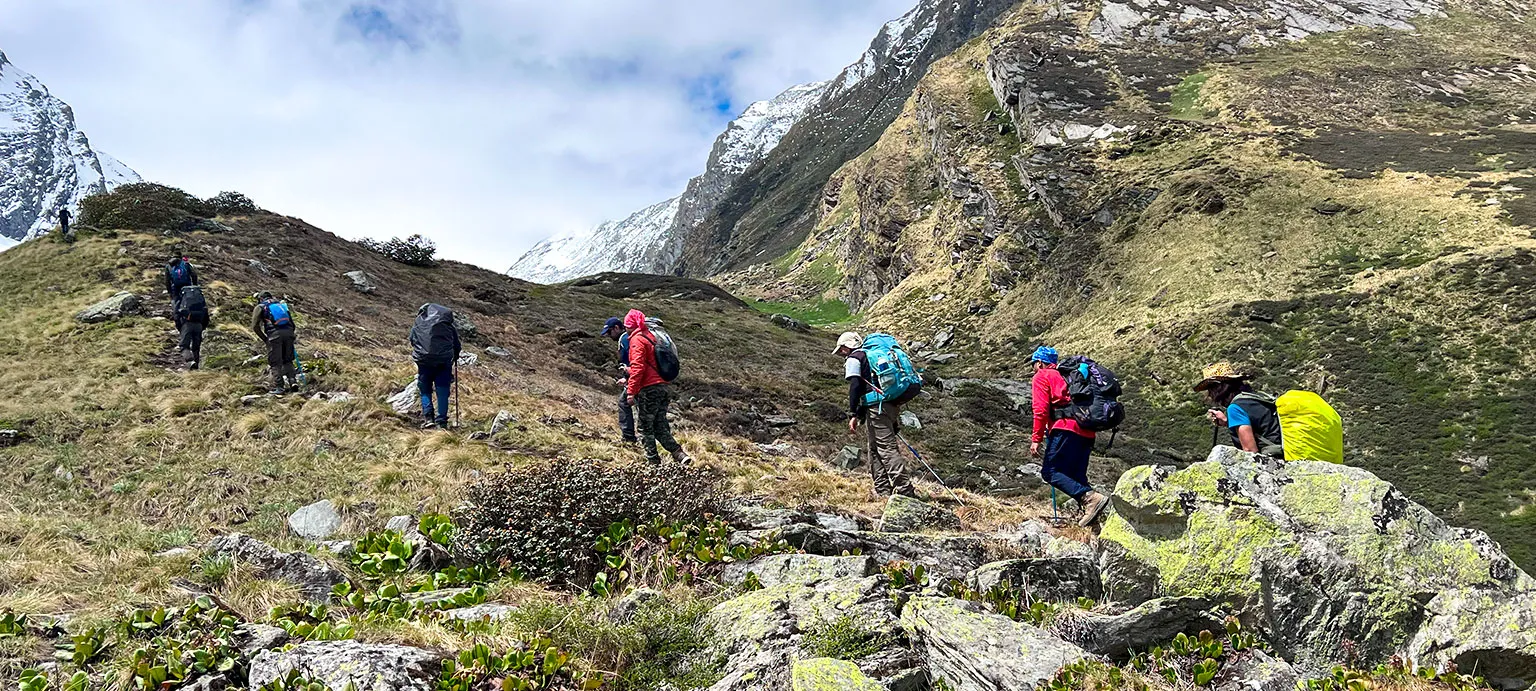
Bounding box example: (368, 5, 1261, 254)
(1101, 446, 1536, 673)
(342, 270, 377, 294)
(1067, 597, 1222, 659)
(901, 596, 1090, 691)
(880, 495, 961, 533)
(722, 554, 878, 588)
(1408, 588, 1536, 689)
(75, 291, 140, 323)
(1214, 649, 1299, 691)
(791, 658, 883, 691)
(731, 525, 990, 582)
(705, 576, 900, 691)
(205, 533, 347, 601)
(249, 641, 441, 691)
(966, 557, 1103, 603)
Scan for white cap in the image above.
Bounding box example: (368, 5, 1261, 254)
(834, 332, 862, 353)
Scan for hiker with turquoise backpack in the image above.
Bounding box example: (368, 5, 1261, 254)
(250, 291, 299, 393)
(1196, 362, 1344, 463)
(1030, 347, 1114, 527)
(834, 331, 921, 497)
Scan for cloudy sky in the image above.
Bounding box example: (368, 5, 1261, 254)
(0, 0, 912, 270)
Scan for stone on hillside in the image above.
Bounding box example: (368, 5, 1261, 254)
(205, 533, 347, 601)
(240, 395, 264, 407)
(1101, 445, 1536, 674)
(900, 411, 922, 430)
(489, 410, 514, 436)
(75, 291, 140, 323)
(902, 596, 1090, 691)
(232, 623, 289, 658)
(1068, 597, 1223, 659)
(1215, 650, 1299, 691)
(287, 499, 342, 541)
(729, 504, 813, 530)
(791, 658, 883, 691)
(722, 554, 878, 588)
(182, 675, 231, 691)
(832, 445, 861, 470)
(1408, 588, 1536, 689)
(386, 381, 419, 416)
(770, 313, 811, 332)
(930, 353, 960, 364)
(342, 270, 377, 294)
(456, 352, 478, 367)
(441, 603, 517, 623)
(608, 588, 664, 624)
(934, 327, 954, 348)
(764, 415, 798, 427)
(404, 588, 473, 607)
(814, 513, 860, 533)
(452, 312, 478, 341)
(249, 640, 441, 691)
(0, 429, 18, 447)
(880, 495, 961, 533)
(485, 345, 511, 358)
(736, 525, 989, 582)
(965, 557, 1103, 603)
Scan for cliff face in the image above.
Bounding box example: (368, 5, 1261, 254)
(0, 50, 139, 242)
(725, 0, 1536, 567)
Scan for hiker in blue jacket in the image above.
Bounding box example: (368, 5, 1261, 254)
(165, 255, 199, 326)
(603, 317, 637, 444)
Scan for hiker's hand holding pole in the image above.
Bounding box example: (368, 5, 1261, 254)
(1206, 408, 1228, 425)
(1030, 441, 1041, 458)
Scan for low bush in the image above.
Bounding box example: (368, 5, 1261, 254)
(78, 184, 264, 230)
(454, 460, 723, 585)
(206, 191, 262, 216)
(361, 234, 438, 267)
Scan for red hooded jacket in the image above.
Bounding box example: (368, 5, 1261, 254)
(625, 310, 667, 396)
(1031, 366, 1095, 443)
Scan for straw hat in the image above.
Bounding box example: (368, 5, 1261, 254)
(1193, 362, 1250, 391)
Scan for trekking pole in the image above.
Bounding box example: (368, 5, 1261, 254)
(294, 352, 308, 388)
(896, 433, 963, 505)
(454, 361, 461, 430)
(1051, 487, 1061, 526)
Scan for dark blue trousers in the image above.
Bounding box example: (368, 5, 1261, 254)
(1041, 429, 1095, 500)
(417, 361, 454, 425)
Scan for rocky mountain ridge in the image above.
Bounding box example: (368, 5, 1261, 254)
(0, 49, 139, 243)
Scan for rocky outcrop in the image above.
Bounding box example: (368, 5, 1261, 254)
(205, 533, 347, 601)
(1070, 597, 1223, 659)
(901, 596, 1090, 691)
(1101, 446, 1536, 679)
(791, 658, 884, 691)
(965, 557, 1103, 603)
(721, 554, 878, 588)
(880, 495, 962, 532)
(75, 292, 140, 323)
(249, 641, 441, 691)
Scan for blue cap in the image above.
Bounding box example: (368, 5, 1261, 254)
(1030, 346, 1058, 364)
(601, 317, 622, 335)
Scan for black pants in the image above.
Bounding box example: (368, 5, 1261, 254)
(178, 322, 204, 368)
(633, 385, 683, 463)
(266, 328, 297, 389)
(618, 390, 636, 442)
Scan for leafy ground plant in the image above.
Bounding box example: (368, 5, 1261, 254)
(800, 615, 896, 661)
(589, 517, 794, 595)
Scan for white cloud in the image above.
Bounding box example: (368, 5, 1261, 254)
(0, 0, 913, 270)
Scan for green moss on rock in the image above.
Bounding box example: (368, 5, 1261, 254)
(790, 657, 883, 691)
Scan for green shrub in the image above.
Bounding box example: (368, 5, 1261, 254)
(78, 183, 211, 230)
(590, 517, 794, 595)
(454, 460, 723, 585)
(206, 191, 262, 216)
(361, 234, 438, 267)
(800, 615, 896, 660)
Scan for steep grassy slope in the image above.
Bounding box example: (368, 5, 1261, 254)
(724, 0, 1536, 567)
(0, 196, 1060, 675)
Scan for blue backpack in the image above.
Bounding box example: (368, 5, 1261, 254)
(860, 334, 923, 407)
(265, 301, 293, 328)
(169, 261, 192, 288)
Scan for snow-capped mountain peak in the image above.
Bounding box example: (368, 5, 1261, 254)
(1, 49, 141, 244)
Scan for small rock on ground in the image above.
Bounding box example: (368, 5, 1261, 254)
(287, 500, 343, 541)
(880, 495, 961, 533)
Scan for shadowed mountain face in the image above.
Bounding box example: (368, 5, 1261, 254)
(0, 50, 139, 243)
(723, 0, 1536, 567)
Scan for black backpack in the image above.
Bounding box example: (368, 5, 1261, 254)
(411, 304, 459, 365)
(1054, 355, 1126, 432)
(179, 285, 208, 321)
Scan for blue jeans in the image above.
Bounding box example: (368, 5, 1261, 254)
(417, 361, 454, 424)
(1041, 429, 1094, 500)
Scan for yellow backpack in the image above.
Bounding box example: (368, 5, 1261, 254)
(1275, 390, 1344, 463)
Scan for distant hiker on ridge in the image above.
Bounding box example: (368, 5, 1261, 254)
(834, 331, 918, 498)
(166, 255, 198, 326)
(602, 316, 637, 444)
(250, 291, 298, 393)
(58, 208, 71, 240)
(411, 303, 461, 430)
(177, 284, 210, 370)
(625, 309, 689, 464)
(1030, 346, 1110, 527)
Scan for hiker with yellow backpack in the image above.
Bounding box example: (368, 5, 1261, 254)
(1195, 362, 1344, 463)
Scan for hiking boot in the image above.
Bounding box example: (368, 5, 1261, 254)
(420, 421, 438, 430)
(435, 419, 450, 430)
(1079, 491, 1111, 527)
(672, 452, 693, 464)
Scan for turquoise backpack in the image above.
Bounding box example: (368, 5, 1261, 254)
(860, 334, 923, 407)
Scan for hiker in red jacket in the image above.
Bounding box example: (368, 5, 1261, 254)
(625, 309, 690, 464)
(1030, 346, 1110, 527)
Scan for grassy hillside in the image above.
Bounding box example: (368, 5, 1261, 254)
(724, 0, 1536, 567)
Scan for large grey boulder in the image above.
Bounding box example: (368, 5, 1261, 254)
(734, 525, 990, 582)
(205, 533, 347, 601)
(721, 554, 878, 588)
(386, 382, 419, 416)
(1215, 649, 1300, 691)
(342, 270, 377, 294)
(901, 596, 1090, 691)
(1101, 446, 1536, 675)
(1067, 597, 1223, 659)
(879, 495, 961, 533)
(287, 499, 342, 541)
(75, 291, 140, 323)
(965, 557, 1103, 603)
(249, 640, 441, 691)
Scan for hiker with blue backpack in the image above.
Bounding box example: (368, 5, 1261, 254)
(625, 309, 690, 464)
(1030, 346, 1118, 527)
(251, 291, 299, 393)
(835, 331, 920, 497)
(165, 255, 199, 327)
